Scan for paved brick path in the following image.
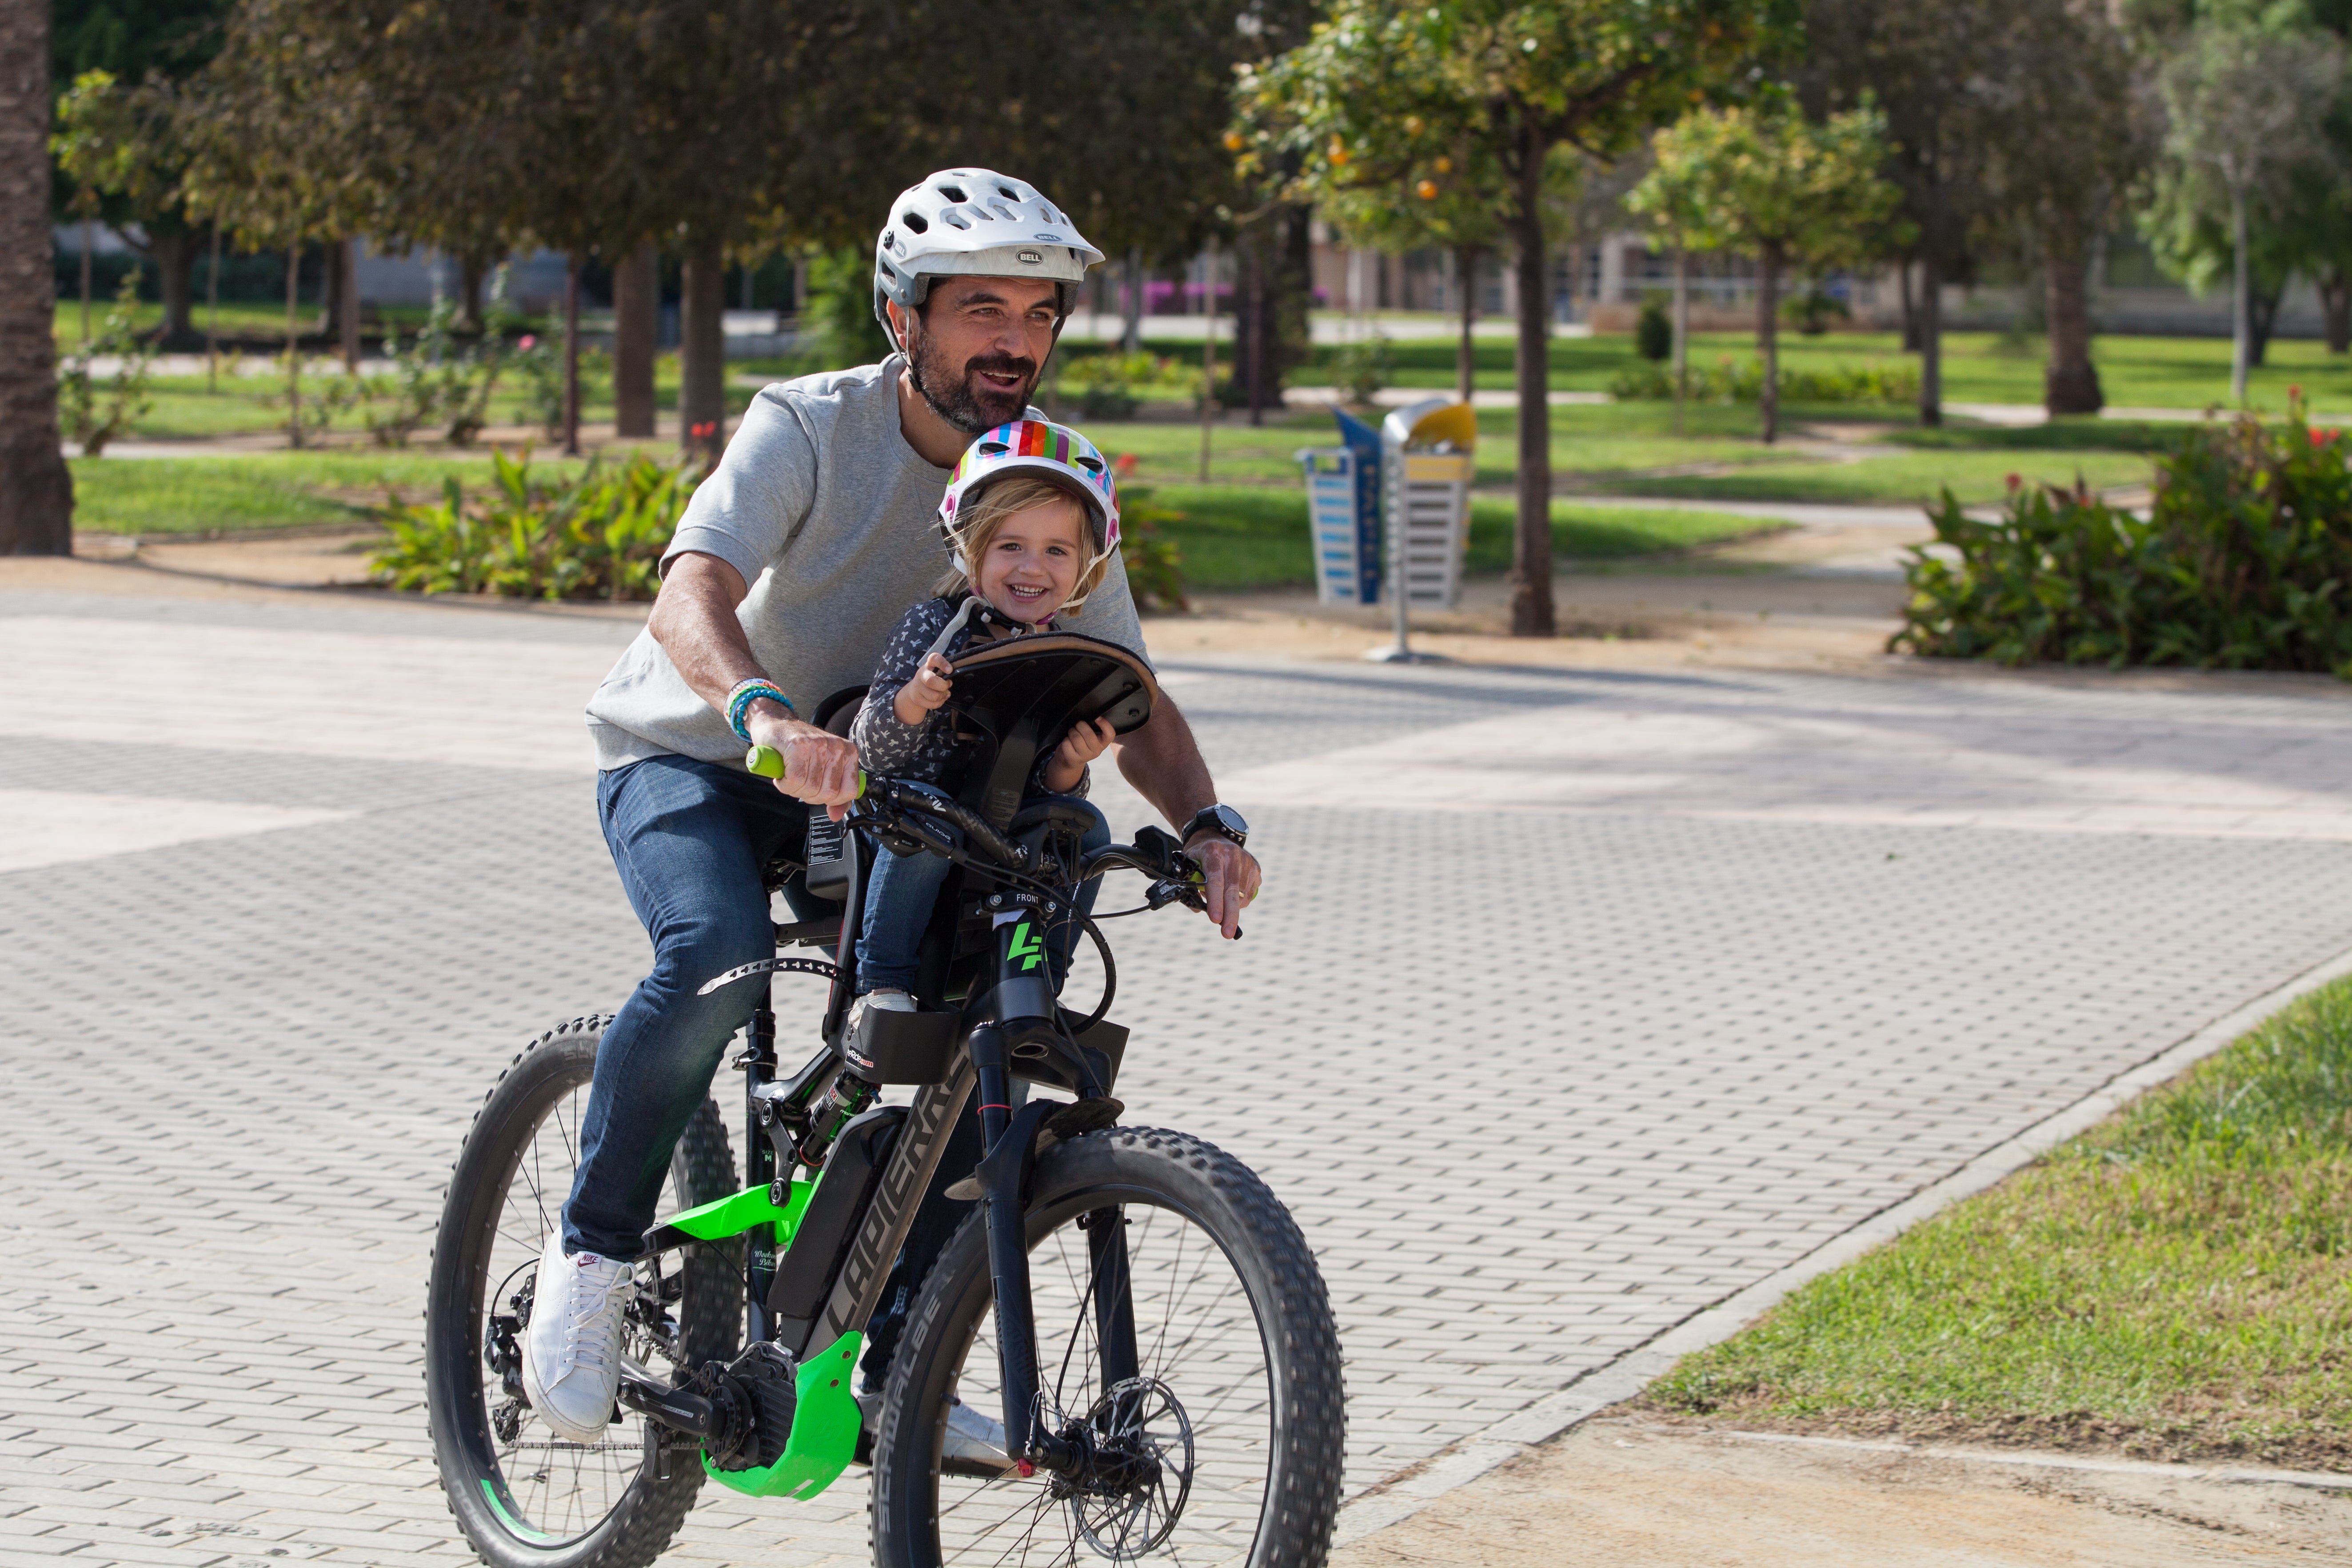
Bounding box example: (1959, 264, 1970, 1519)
(7, 587, 2352, 1566)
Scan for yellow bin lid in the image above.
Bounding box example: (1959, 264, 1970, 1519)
(1407, 401, 1477, 452)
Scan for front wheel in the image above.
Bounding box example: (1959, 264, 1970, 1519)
(423, 1015, 742, 1568)
(872, 1127, 1346, 1568)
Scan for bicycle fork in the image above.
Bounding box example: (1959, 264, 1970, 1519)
(970, 902, 1138, 1470)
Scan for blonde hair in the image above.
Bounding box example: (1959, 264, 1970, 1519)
(935, 474, 1110, 615)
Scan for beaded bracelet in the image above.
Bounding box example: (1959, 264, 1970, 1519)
(725, 678, 794, 742)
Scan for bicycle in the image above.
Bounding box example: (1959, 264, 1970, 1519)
(422, 632, 1346, 1568)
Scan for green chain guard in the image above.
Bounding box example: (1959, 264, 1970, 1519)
(645, 1170, 816, 1252)
(700, 1331, 865, 1500)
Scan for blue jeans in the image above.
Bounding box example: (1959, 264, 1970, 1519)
(855, 784, 1109, 996)
(563, 755, 826, 1261)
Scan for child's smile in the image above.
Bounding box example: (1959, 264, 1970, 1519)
(973, 498, 1087, 624)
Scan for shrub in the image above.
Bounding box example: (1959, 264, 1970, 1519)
(1110, 454, 1188, 611)
(351, 299, 512, 447)
(1635, 295, 1673, 362)
(1329, 334, 1394, 405)
(1893, 401, 2352, 674)
(370, 448, 702, 600)
(802, 246, 894, 371)
(1607, 354, 1916, 406)
(57, 269, 155, 456)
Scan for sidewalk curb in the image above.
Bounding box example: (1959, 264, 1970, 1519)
(1332, 938, 2352, 1547)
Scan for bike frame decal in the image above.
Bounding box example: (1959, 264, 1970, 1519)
(699, 1331, 865, 1500)
(1007, 921, 1043, 972)
(814, 1061, 976, 1350)
(477, 1476, 555, 1543)
(658, 1173, 816, 1248)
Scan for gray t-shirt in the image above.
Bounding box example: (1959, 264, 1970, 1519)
(584, 355, 1151, 770)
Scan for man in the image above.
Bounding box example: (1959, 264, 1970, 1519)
(520, 168, 1262, 1444)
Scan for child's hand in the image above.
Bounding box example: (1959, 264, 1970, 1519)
(893, 654, 954, 725)
(1043, 716, 1118, 792)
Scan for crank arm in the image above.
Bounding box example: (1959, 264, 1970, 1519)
(616, 1374, 721, 1440)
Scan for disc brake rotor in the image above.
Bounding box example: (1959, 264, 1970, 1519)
(1068, 1377, 1195, 1561)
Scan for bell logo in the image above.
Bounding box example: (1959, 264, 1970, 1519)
(1017, 249, 1044, 265)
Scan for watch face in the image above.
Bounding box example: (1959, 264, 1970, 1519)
(1212, 805, 1248, 837)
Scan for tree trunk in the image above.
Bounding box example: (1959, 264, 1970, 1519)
(2250, 276, 2285, 369)
(340, 236, 361, 374)
(459, 251, 487, 334)
(1757, 245, 1782, 445)
(1898, 258, 1920, 353)
(2322, 267, 2350, 356)
(1508, 131, 1555, 638)
(1197, 234, 1218, 481)
(0, 0, 73, 555)
(679, 240, 726, 464)
(1918, 251, 1943, 428)
(2230, 184, 2250, 404)
(562, 255, 583, 457)
(1672, 247, 1689, 438)
(613, 239, 657, 439)
(79, 214, 92, 344)
(284, 243, 303, 450)
(1245, 234, 1265, 426)
(1457, 244, 1478, 405)
(1122, 247, 1143, 353)
(316, 240, 336, 335)
(149, 229, 199, 347)
(2042, 229, 2102, 417)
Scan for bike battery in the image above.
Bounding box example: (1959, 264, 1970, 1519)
(765, 1103, 905, 1329)
(843, 1006, 958, 1084)
(803, 806, 851, 901)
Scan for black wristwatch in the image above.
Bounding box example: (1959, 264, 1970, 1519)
(1180, 803, 1249, 851)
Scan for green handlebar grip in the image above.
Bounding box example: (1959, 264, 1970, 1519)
(744, 744, 867, 796)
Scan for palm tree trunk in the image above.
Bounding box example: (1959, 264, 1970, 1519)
(679, 240, 726, 464)
(2042, 220, 2102, 416)
(1672, 247, 1689, 437)
(151, 229, 198, 347)
(340, 236, 361, 375)
(0, 0, 74, 555)
(2321, 267, 2349, 355)
(284, 242, 303, 450)
(612, 239, 657, 439)
(1508, 128, 1555, 638)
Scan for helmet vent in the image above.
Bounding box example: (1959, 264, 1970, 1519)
(937, 184, 968, 203)
(987, 203, 1016, 221)
(1073, 455, 1103, 472)
(900, 211, 928, 234)
(978, 441, 1010, 455)
(997, 184, 1019, 200)
(940, 209, 970, 230)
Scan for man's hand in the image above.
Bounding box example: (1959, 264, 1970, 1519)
(893, 654, 954, 726)
(1182, 834, 1259, 941)
(747, 705, 863, 819)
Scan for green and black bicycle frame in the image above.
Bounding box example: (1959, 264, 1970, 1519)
(625, 802, 1136, 1496)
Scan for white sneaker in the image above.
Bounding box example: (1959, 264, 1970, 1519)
(519, 1232, 636, 1444)
(851, 989, 919, 1039)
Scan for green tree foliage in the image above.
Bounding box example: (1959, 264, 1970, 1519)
(1238, 0, 1795, 638)
(1628, 99, 1899, 442)
(2139, 6, 2347, 401)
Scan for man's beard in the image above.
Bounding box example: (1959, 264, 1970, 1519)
(908, 334, 1040, 435)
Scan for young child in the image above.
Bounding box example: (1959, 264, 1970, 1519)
(849, 419, 1125, 1016)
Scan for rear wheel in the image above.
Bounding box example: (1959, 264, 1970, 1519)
(871, 1127, 1345, 1568)
(424, 1016, 742, 1568)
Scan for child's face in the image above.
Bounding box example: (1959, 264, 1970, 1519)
(972, 499, 1087, 623)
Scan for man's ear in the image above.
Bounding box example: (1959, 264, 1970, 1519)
(886, 298, 915, 355)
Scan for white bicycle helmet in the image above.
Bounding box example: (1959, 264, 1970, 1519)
(873, 168, 1105, 351)
(939, 419, 1122, 607)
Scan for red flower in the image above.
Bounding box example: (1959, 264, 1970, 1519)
(1114, 452, 1139, 478)
(690, 421, 718, 441)
(518, 334, 536, 351)
(2005, 472, 2021, 493)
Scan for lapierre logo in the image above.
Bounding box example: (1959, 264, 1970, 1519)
(824, 1079, 958, 1338)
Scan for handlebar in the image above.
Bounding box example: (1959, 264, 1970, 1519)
(749, 743, 1225, 927)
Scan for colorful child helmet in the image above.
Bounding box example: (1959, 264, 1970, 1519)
(938, 421, 1122, 604)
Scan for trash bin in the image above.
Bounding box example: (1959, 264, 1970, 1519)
(1295, 407, 1383, 606)
(1382, 397, 1477, 610)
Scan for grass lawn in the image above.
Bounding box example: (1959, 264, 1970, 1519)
(69, 451, 594, 535)
(1268, 327, 2352, 413)
(1645, 977, 2352, 1469)
(1140, 482, 1781, 590)
(1601, 449, 2155, 506)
